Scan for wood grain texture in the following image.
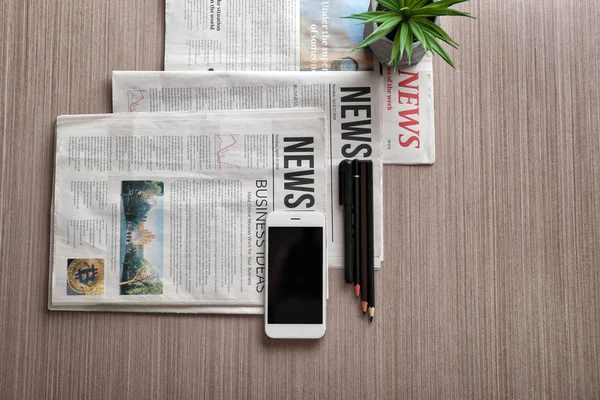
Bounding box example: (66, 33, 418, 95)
(1, 0, 599, 399)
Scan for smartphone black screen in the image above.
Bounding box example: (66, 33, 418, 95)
(267, 226, 323, 324)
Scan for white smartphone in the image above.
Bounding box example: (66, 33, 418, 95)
(264, 211, 327, 339)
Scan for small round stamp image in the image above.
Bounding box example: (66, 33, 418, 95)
(67, 258, 104, 295)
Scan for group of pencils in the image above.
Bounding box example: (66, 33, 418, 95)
(339, 159, 375, 322)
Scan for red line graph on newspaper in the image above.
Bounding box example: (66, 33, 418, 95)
(128, 90, 145, 112)
(216, 135, 240, 169)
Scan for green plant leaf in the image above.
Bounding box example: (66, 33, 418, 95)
(342, 11, 391, 21)
(421, 0, 469, 9)
(352, 15, 402, 50)
(405, 27, 414, 64)
(410, 0, 431, 7)
(398, 22, 410, 63)
(414, 17, 458, 48)
(422, 30, 456, 68)
(411, 8, 474, 18)
(359, 13, 401, 25)
(408, 20, 425, 44)
(377, 0, 402, 12)
(409, 19, 433, 55)
(390, 21, 404, 65)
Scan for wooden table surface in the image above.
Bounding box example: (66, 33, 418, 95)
(1, 1, 599, 399)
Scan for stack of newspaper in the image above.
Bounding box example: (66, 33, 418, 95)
(49, 0, 436, 314)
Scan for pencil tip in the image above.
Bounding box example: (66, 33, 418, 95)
(368, 307, 375, 321)
(370, 316, 373, 322)
(361, 301, 367, 313)
(354, 285, 360, 297)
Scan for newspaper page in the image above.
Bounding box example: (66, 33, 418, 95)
(165, 0, 375, 71)
(382, 56, 435, 164)
(50, 109, 328, 310)
(164, 0, 435, 165)
(112, 70, 384, 269)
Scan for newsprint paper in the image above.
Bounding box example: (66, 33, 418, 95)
(50, 108, 327, 314)
(112, 71, 384, 270)
(164, 0, 436, 165)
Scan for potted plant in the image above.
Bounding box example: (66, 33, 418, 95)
(344, 0, 474, 68)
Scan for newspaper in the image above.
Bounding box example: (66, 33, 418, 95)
(50, 108, 327, 311)
(165, 0, 374, 72)
(382, 56, 436, 164)
(164, 0, 435, 164)
(112, 70, 384, 269)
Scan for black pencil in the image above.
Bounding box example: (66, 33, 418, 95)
(365, 161, 375, 322)
(360, 161, 369, 314)
(338, 160, 354, 284)
(352, 159, 361, 297)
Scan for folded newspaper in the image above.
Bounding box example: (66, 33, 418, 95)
(112, 71, 384, 270)
(50, 108, 328, 313)
(164, 0, 436, 164)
